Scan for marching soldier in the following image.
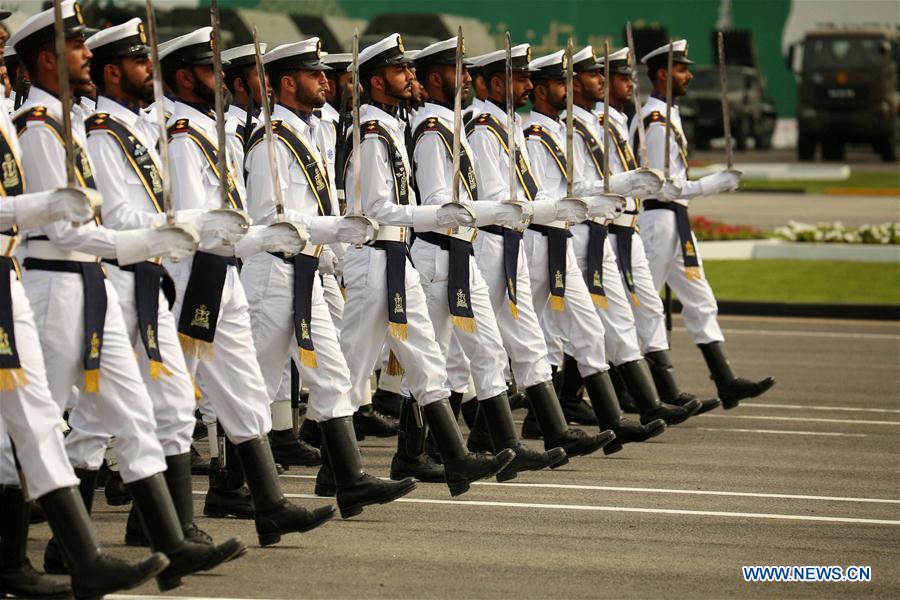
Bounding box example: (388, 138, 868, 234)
(406, 36, 567, 482)
(521, 49, 667, 451)
(82, 18, 248, 556)
(634, 40, 775, 406)
(9, 1, 241, 591)
(341, 33, 515, 497)
(242, 38, 416, 517)
(160, 25, 337, 544)
(465, 42, 612, 458)
(587, 46, 720, 415)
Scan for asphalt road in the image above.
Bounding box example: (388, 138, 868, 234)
(24, 316, 900, 599)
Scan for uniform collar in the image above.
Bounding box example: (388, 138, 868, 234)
(362, 102, 402, 130)
(272, 102, 312, 136)
(18, 85, 63, 121)
(571, 103, 596, 125)
(529, 109, 562, 134)
(482, 98, 517, 125)
(594, 101, 627, 127)
(172, 99, 216, 130)
(319, 101, 339, 123)
(421, 100, 453, 121)
(96, 95, 142, 126)
(227, 103, 249, 122)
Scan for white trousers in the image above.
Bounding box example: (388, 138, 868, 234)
(340, 245, 449, 408)
(472, 231, 552, 388)
(241, 253, 354, 422)
(524, 230, 608, 377)
(412, 238, 508, 400)
(637, 209, 725, 345)
(169, 261, 271, 442)
(22, 269, 166, 484)
(570, 225, 644, 365)
(0, 272, 80, 499)
(607, 231, 670, 354)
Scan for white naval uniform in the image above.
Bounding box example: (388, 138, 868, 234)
(242, 104, 354, 423)
(466, 100, 553, 388)
(166, 100, 272, 442)
(630, 95, 724, 345)
(0, 99, 80, 499)
(77, 96, 196, 457)
(522, 110, 608, 377)
(411, 101, 508, 400)
(567, 103, 643, 364)
(341, 103, 450, 408)
(14, 87, 166, 484)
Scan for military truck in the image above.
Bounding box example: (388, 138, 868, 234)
(788, 29, 899, 161)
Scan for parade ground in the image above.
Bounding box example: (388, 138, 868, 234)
(22, 314, 897, 599)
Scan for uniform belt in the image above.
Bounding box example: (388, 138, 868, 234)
(478, 224, 520, 238)
(643, 199, 688, 209)
(268, 243, 323, 263)
(1, 233, 21, 257)
(26, 240, 99, 263)
(102, 257, 164, 271)
(415, 231, 474, 254)
(374, 224, 408, 243)
(528, 223, 572, 238)
(608, 224, 635, 236)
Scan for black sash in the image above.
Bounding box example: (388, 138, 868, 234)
(343, 118, 411, 340)
(412, 114, 479, 332)
(0, 123, 25, 237)
(23, 258, 106, 392)
(292, 253, 320, 368)
(177, 252, 234, 358)
(0, 257, 27, 390)
(643, 200, 701, 280)
(468, 113, 538, 200)
(14, 107, 97, 190)
(585, 221, 609, 308)
(525, 123, 569, 312)
(480, 225, 525, 320)
(167, 118, 244, 210)
(608, 224, 641, 306)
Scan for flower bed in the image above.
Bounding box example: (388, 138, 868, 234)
(691, 215, 766, 241)
(774, 221, 900, 244)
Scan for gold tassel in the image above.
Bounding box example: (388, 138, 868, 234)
(549, 295, 565, 312)
(509, 301, 519, 320)
(192, 375, 203, 402)
(591, 293, 609, 309)
(148, 360, 173, 380)
(685, 266, 702, 281)
(178, 333, 215, 360)
(0, 368, 28, 391)
(452, 315, 477, 333)
(339, 285, 346, 300)
(299, 348, 318, 368)
(386, 350, 404, 376)
(631, 292, 642, 308)
(83, 369, 100, 393)
(389, 322, 408, 342)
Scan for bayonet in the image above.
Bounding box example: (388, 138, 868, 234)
(663, 39, 674, 180)
(450, 27, 463, 205)
(564, 37, 574, 198)
(350, 29, 362, 217)
(625, 22, 648, 168)
(504, 32, 516, 204)
(602, 41, 611, 193)
(717, 31, 734, 169)
(209, 0, 229, 210)
(145, 0, 174, 224)
(251, 27, 285, 222)
(52, 0, 75, 187)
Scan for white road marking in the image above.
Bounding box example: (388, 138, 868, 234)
(701, 413, 900, 426)
(673, 326, 899, 341)
(695, 426, 868, 438)
(274, 477, 899, 504)
(744, 403, 900, 414)
(279, 493, 900, 526)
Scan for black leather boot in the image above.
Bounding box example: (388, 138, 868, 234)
(103, 470, 130, 506)
(520, 406, 542, 439)
(460, 398, 478, 430)
(321, 417, 417, 518)
(645, 349, 721, 414)
(314, 442, 337, 497)
(525, 382, 615, 457)
(699, 342, 776, 408)
(620, 360, 702, 425)
(583, 371, 667, 455)
(127, 474, 245, 591)
(237, 437, 336, 546)
(352, 404, 398, 439)
(466, 404, 494, 453)
(0, 486, 70, 598)
(189, 445, 210, 475)
(204, 436, 255, 520)
(38, 486, 169, 600)
(390, 398, 445, 483)
(557, 354, 598, 425)
(44, 468, 97, 575)
(423, 399, 515, 497)
(269, 429, 322, 468)
(609, 365, 640, 413)
(479, 393, 568, 481)
(299, 418, 322, 448)
(372, 387, 403, 418)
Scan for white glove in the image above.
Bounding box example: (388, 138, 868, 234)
(198, 208, 251, 245)
(333, 215, 377, 245)
(608, 168, 664, 198)
(659, 179, 684, 202)
(555, 197, 589, 223)
(261, 222, 309, 255)
(12, 187, 100, 230)
(530, 199, 559, 225)
(436, 202, 476, 228)
(317, 248, 338, 275)
(588, 194, 625, 220)
(115, 223, 200, 266)
(463, 200, 528, 229)
(699, 169, 742, 196)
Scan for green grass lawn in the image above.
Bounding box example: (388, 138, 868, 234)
(702, 260, 900, 305)
(740, 170, 900, 194)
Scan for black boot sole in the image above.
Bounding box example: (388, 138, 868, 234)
(202, 504, 255, 520)
(338, 479, 417, 519)
(695, 398, 723, 415)
(551, 430, 617, 459)
(73, 553, 169, 600)
(156, 539, 246, 592)
(721, 377, 776, 408)
(257, 507, 337, 547)
(445, 448, 515, 497)
(124, 532, 150, 547)
(497, 447, 568, 482)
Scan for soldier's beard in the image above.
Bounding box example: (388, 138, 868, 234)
(193, 77, 215, 104)
(123, 74, 154, 104)
(294, 86, 325, 109)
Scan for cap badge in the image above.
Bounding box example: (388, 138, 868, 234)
(397, 34, 405, 54)
(137, 22, 147, 44)
(525, 46, 532, 63)
(73, 3, 84, 25)
(316, 39, 322, 59)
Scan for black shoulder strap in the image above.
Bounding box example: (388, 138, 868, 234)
(15, 106, 96, 189)
(573, 117, 605, 178)
(598, 113, 639, 171)
(468, 113, 538, 201)
(167, 118, 243, 210)
(525, 123, 568, 180)
(86, 113, 164, 213)
(412, 116, 478, 201)
(341, 119, 410, 206)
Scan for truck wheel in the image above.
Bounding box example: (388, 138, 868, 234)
(822, 141, 845, 161)
(797, 134, 815, 161)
